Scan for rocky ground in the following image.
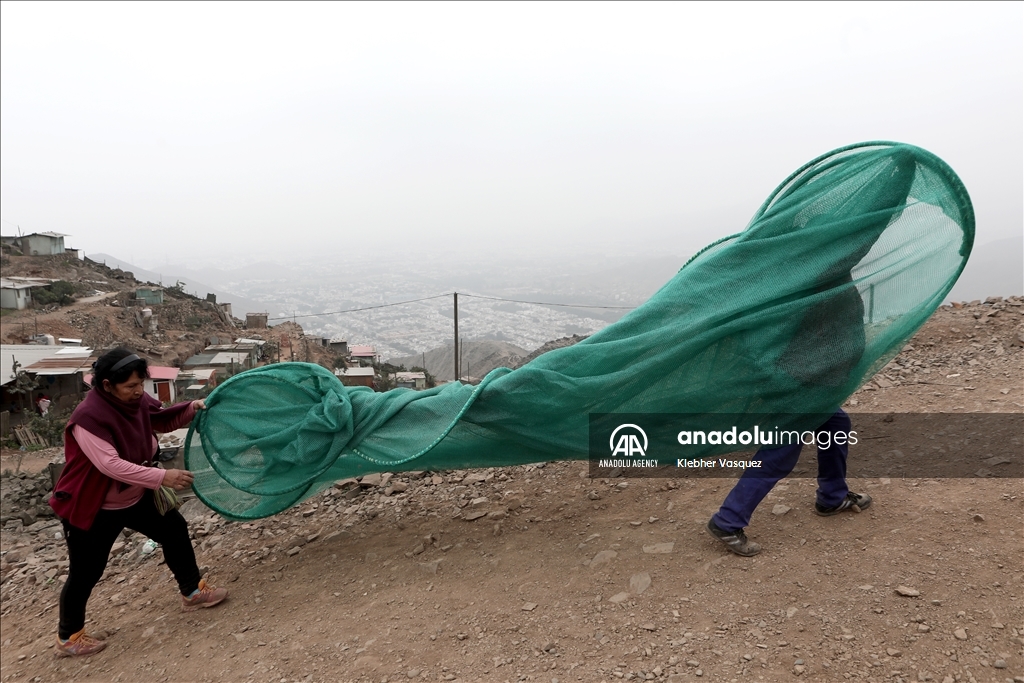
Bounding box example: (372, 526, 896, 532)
(0, 299, 1022, 683)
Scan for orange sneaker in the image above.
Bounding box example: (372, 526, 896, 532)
(181, 578, 228, 611)
(55, 630, 107, 657)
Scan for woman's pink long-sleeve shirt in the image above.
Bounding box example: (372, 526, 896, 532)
(72, 403, 196, 510)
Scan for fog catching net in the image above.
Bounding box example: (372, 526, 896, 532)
(186, 142, 974, 519)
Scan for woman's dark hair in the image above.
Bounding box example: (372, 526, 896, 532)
(92, 347, 149, 388)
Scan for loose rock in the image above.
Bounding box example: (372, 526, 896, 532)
(642, 542, 674, 554)
(629, 572, 651, 595)
(590, 550, 617, 568)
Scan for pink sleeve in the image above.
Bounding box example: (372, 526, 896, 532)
(153, 401, 197, 433)
(73, 425, 166, 490)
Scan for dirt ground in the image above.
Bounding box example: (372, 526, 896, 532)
(1, 302, 1022, 683)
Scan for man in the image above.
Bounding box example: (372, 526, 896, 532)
(706, 408, 871, 556)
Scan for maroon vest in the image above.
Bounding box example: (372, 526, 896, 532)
(50, 387, 191, 530)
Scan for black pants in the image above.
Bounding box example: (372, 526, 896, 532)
(58, 491, 201, 639)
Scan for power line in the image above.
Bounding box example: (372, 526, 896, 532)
(459, 293, 636, 310)
(267, 294, 452, 321)
(267, 290, 637, 322)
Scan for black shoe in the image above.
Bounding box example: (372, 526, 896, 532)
(706, 519, 762, 557)
(814, 491, 872, 517)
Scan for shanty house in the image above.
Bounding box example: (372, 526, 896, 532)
(1, 280, 36, 310)
(335, 366, 374, 388)
(183, 349, 252, 378)
(175, 368, 217, 398)
(206, 341, 262, 366)
(20, 232, 68, 256)
(0, 277, 55, 310)
(145, 366, 180, 403)
(349, 345, 378, 367)
(135, 287, 164, 305)
(395, 371, 427, 390)
(0, 345, 92, 429)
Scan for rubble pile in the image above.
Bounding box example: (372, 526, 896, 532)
(146, 299, 233, 331)
(857, 296, 1023, 393)
(70, 310, 120, 348)
(0, 461, 557, 618)
(0, 465, 59, 528)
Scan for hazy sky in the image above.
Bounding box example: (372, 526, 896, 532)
(2, 2, 1021, 268)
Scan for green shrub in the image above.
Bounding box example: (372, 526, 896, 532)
(34, 280, 75, 306)
(26, 404, 76, 446)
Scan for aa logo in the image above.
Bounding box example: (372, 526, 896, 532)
(609, 424, 648, 457)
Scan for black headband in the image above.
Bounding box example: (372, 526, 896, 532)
(109, 354, 142, 372)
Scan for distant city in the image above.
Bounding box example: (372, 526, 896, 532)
(220, 258, 678, 359)
(96, 230, 1022, 361)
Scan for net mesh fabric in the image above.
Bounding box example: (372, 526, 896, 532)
(186, 142, 974, 520)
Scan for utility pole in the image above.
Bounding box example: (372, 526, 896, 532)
(453, 292, 459, 382)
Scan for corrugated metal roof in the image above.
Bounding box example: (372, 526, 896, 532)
(349, 345, 376, 356)
(206, 343, 258, 352)
(395, 372, 426, 380)
(183, 352, 218, 366)
(179, 368, 216, 381)
(53, 347, 91, 357)
(0, 277, 50, 290)
(0, 344, 93, 385)
(209, 352, 250, 365)
(337, 367, 374, 377)
(23, 356, 93, 376)
(148, 366, 180, 380)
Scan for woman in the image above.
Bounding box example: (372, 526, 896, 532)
(49, 347, 228, 657)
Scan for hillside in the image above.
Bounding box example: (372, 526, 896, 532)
(0, 254, 241, 365)
(388, 340, 530, 382)
(1, 296, 1021, 683)
(0, 254, 336, 372)
(88, 253, 270, 322)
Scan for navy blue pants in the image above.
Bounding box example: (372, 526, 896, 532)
(711, 409, 852, 532)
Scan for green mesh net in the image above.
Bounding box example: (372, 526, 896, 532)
(186, 141, 974, 520)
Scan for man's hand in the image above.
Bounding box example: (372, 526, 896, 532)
(162, 469, 195, 491)
(191, 399, 206, 411)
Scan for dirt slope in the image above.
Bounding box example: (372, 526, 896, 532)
(0, 254, 336, 371)
(1, 300, 1022, 683)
